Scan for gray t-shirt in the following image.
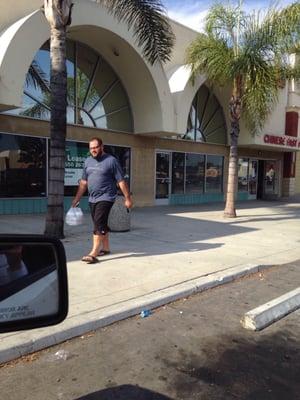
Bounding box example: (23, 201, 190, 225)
(82, 153, 124, 203)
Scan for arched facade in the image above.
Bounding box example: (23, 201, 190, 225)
(10, 39, 134, 132)
(0, 1, 175, 134)
(0, 1, 299, 214)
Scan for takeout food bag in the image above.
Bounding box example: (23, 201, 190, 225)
(65, 207, 84, 226)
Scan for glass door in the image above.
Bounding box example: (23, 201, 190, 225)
(264, 160, 278, 197)
(155, 152, 171, 205)
(248, 159, 258, 199)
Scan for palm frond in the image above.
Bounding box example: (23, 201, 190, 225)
(205, 2, 246, 50)
(98, 0, 174, 64)
(186, 33, 234, 85)
(26, 60, 50, 93)
(266, 2, 300, 52)
(242, 62, 279, 134)
(242, 2, 300, 60)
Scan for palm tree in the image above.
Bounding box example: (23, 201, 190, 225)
(42, 0, 174, 237)
(186, 1, 300, 217)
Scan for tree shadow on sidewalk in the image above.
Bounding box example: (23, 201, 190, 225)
(64, 209, 247, 262)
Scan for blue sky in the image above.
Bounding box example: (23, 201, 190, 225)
(163, 0, 296, 31)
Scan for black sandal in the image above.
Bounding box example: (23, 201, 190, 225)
(81, 255, 98, 264)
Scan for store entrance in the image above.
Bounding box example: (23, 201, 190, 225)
(257, 160, 278, 200)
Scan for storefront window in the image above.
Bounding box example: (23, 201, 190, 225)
(104, 145, 131, 189)
(238, 158, 249, 192)
(185, 153, 205, 193)
(64, 141, 131, 196)
(172, 152, 185, 194)
(206, 155, 223, 193)
(5, 40, 133, 132)
(0, 133, 46, 198)
(184, 85, 227, 145)
(64, 141, 89, 196)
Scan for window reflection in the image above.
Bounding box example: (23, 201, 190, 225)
(170, 152, 224, 195)
(64, 141, 90, 196)
(156, 153, 170, 199)
(172, 152, 185, 194)
(238, 158, 249, 192)
(184, 85, 227, 145)
(249, 160, 258, 195)
(206, 155, 223, 193)
(264, 161, 276, 194)
(104, 145, 131, 190)
(0, 133, 46, 198)
(185, 153, 205, 194)
(5, 40, 133, 132)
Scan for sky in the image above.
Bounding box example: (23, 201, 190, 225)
(163, 0, 296, 31)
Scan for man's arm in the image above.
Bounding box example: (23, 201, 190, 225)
(118, 180, 133, 209)
(71, 179, 88, 207)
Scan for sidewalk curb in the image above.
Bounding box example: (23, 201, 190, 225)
(0, 263, 269, 365)
(241, 287, 300, 331)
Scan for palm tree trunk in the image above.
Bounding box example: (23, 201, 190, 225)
(44, 24, 67, 238)
(224, 118, 239, 217)
(224, 95, 241, 218)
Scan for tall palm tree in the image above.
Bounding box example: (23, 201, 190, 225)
(186, 1, 300, 217)
(43, 0, 174, 237)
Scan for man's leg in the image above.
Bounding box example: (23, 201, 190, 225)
(83, 201, 113, 261)
(101, 232, 110, 252)
(90, 233, 104, 257)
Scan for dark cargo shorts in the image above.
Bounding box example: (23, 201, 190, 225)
(89, 201, 114, 235)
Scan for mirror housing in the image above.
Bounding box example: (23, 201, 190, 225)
(0, 235, 68, 333)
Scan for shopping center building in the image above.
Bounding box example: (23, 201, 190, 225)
(0, 0, 299, 214)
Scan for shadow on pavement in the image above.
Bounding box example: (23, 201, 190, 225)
(75, 385, 173, 400)
(163, 330, 299, 400)
(2, 200, 300, 263)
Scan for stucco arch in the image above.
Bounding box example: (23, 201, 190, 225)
(0, 10, 48, 111)
(0, 0, 175, 133)
(168, 64, 230, 138)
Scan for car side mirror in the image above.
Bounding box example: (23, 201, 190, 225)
(0, 235, 68, 333)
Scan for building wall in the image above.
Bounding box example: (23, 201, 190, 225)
(0, 1, 299, 213)
(296, 153, 300, 193)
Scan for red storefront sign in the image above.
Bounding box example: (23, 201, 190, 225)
(263, 134, 300, 148)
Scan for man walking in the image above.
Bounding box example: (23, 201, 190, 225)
(72, 137, 133, 263)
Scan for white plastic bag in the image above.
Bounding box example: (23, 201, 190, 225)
(65, 207, 84, 226)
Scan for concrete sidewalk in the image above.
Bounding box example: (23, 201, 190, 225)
(1, 199, 300, 364)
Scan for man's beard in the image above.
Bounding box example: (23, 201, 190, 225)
(93, 150, 103, 159)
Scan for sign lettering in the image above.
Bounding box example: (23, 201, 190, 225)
(263, 134, 300, 149)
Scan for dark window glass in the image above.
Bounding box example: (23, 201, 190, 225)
(185, 153, 205, 194)
(104, 145, 131, 191)
(249, 160, 258, 195)
(155, 153, 170, 199)
(172, 152, 185, 194)
(0, 133, 46, 198)
(185, 85, 227, 145)
(205, 155, 223, 193)
(238, 158, 249, 192)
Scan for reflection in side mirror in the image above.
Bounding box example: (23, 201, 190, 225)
(0, 235, 68, 333)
